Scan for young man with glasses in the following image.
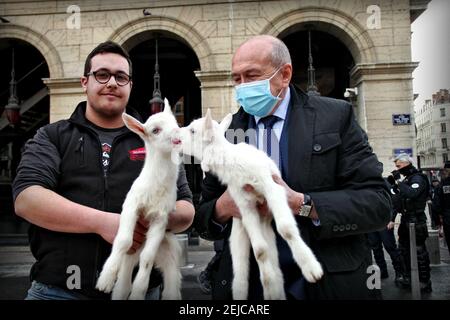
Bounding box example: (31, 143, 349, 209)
(13, 41, 194, 300)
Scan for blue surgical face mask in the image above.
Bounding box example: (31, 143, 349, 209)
(235, 68, 283, 117)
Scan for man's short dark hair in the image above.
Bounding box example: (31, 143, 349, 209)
(84, 41, 132, 76)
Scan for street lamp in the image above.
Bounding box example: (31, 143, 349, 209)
(149, 35, 164, 114)
(4, 48, 20, 127)
(306, 28, 320, 96)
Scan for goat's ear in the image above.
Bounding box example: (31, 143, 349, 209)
(163, 98, 173, 115)
(123, 113, 146, 138)
(219, 113, 232, 133)
(203, 109, 214, 142)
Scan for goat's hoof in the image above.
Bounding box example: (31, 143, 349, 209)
(266, 292, 286, 300)
(128, 291, 145, 300)
(162, 292, 182, 300)
(96, 272, 116, 293)
(111, 292, 129, 300)
(301, 259, 324, 283)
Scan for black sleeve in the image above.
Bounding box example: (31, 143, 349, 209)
(194, 172, 230, 241)
(397, 175, 428, 200)
(309, 105, 392, 240)
(176, 164, 193, 203)
(391, 189, 402, 219)
(12, 126, 61, 202)
(431, 186, 443, 216)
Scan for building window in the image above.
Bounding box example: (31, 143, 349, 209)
(441, 108, 446, 117)
(443, 138, 448, 149)
(443, 153, 448, 163)
(442, 123, 447, 132)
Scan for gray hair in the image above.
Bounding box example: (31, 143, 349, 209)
(393, 153, 414, 164)
(269, 37, 292, 67)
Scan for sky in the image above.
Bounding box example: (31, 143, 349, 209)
(411, 0, 450, 109)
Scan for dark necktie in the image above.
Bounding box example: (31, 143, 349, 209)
(259, 115, 280, 165)
(258, 114, 305, 300)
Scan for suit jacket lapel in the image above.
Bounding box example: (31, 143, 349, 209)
(285, 86, 315, 192)
(230, 108, 250, 131)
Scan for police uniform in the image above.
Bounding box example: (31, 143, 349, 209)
(395, 164, 432, 292)
(432, 165, 450, 256)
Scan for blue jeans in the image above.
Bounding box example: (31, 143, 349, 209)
(25, 281, 162, 300)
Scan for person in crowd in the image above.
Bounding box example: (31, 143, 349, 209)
(388, 153, 432, 293)
(432, 162, 450, 256)
(194, 35, 391, 300)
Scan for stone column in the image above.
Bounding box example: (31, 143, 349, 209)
(350, 62, 419, 175)
(194, 70, 237, 120)
(43, 78, 85, 123)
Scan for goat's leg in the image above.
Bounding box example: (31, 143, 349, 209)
(96, 204, 139, 293)
(129, 217, 167, 300)
(155, 233, 182, 300)
(259, 218, 286, 300)
(264, 182, 323, 283)
(241, 211, 285, 299)
(229, 218, 251, 300)
(111, 251, 140, 300)
(229, 189, 286, 300)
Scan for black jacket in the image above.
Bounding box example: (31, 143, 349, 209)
(397, 167, 429, 224)
(13, 102, 193, 299)
(432, 177, 450, 225)
(195, 85, 391, 300)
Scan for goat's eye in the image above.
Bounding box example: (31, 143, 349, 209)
(152, 128, 161, 135)
(190, 128, 195, 134)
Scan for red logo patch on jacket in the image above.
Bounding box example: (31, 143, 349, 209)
(129, 147, 146, 161)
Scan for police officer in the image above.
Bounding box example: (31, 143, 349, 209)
(388, 153, 432, 293)
(432, 162, 450, 256)
(430, 178, 442, 230)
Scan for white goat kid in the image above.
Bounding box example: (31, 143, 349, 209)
(96, 99, 182, 300)
(177, 110, 323, 300)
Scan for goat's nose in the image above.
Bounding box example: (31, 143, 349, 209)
(172, 138, 182, 145)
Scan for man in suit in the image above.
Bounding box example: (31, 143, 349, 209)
(195, 35, 391, 300)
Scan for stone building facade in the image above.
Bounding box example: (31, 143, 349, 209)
(0, 0, 430, 175)
(416, 89, 450, 173)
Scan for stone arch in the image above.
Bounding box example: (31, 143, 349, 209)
(262, 7, 377, 65)
(109, 16, 214, 71)
(0, 24, 64, 78)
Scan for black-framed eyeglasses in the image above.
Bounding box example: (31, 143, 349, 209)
(85, 69, 131, 86)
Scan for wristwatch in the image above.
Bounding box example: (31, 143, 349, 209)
(298, 194, 313, 217)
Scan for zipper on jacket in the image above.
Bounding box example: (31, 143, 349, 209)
(75, 136, 85, 166)
(96, 134, 106, 286)
(102, 132, 129, 204)
(80, 128, 106, 287)
(103, 171, 109, 204)
(68, 123, 134, 288)
(78, 127, 131, 287)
